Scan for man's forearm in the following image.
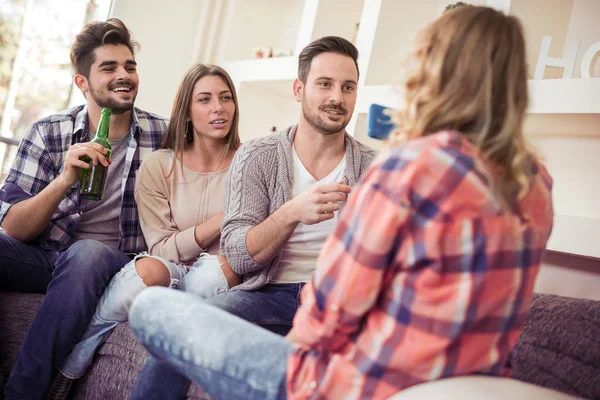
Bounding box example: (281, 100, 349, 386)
(245, 202, 299, 265)
(2, 176, 72, 243)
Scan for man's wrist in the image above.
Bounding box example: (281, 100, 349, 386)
(55, 172, 77, 192)
(277, 201, 299, 226)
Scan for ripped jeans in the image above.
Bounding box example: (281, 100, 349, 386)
(60, 253, 229, 379)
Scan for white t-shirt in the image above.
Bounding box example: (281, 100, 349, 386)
(271, 146, 346, 284)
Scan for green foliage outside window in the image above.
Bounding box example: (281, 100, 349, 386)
(444, 2, 472, 12)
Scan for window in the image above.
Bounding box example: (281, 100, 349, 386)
(0, 0, 113, 179)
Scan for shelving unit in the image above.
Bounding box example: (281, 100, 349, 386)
(217, 0, 600, 136)
(224, 57, 297, 86)
(211, 0, 600, 259)
(216, 0, 305, 63)
(528, 79, 600, 113)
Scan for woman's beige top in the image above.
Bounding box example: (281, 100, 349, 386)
(134, 149, 229, 265)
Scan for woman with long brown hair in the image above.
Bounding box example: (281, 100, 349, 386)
(53, 64, 242, 394)
(126, 6, 554, 400)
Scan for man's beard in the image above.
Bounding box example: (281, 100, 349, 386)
(301, 93, 349, 136)
(88, 81, 136, 115)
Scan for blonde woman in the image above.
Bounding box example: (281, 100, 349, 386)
(128, 7, 554, 400)
(52, 64, 242, 393)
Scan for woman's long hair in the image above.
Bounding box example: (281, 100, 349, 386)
(162, 64, 241, 177)
(391, 6, 534, 208)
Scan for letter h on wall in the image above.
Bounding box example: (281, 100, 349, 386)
(535, 36, 600, 79)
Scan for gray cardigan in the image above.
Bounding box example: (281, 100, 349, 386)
(221, 124, 377, 291)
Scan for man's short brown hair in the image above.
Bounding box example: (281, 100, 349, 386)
(70, 18, 139, 78)
(297, 36, 359, 84)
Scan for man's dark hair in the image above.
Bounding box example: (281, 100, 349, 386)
(70, 18, 139, 78)
(298, 36, 359, 84)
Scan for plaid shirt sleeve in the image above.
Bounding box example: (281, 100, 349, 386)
(0, 122, 59, 225)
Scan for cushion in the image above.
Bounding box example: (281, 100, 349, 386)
(510, 293, 600, 399)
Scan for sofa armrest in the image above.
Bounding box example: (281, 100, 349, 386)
(388, 376, 583, 400)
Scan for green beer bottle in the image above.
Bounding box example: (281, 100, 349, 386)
(79, 108, 111, 200)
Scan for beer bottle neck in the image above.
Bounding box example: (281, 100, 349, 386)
(95, 115, 110, 140)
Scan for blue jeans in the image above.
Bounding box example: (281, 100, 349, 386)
(129, 287, 292, 400)
(0, 232, 130, 400)
(60, 253, 229, 379)
(129, 283, 303, 400)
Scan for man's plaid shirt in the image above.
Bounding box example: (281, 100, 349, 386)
(0, 105, 167, 254)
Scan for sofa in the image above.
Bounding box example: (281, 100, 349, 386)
(1, 291, 598, 400)
(0, 292, 210, 400)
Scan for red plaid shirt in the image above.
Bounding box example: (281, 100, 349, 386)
(287, 131, 553, 399)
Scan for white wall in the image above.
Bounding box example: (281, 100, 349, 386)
(218, 0, 304, 62)
(110, 0, 206, 118)
(511, 0, 600, 80)
(511, 0, 575, 79)
(366, 0, 438, 86)
(365, 0, 487, 86)
(311, 0, 364, 43)
(237, 80, 300, 142)
(515, 0, 600, 258)
(526, 114, 600, 219)
(537, 252, 600, 300)
(566, 0, 600, 78)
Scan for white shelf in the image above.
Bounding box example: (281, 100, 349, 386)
(547, 215, 600, 259)
(528, 78, 600, 114)
(223, 57, 297, 87)
(351, 78, 600, 120)
(216, 0, 305, 63)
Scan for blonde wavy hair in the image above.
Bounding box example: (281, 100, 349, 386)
(391, 6, 535, 208)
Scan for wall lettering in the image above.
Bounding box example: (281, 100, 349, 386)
(534, 36, 600, 79)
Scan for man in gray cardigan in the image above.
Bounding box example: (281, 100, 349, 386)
(215, 35, 376, 333)
(129, 35, 376, 399)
